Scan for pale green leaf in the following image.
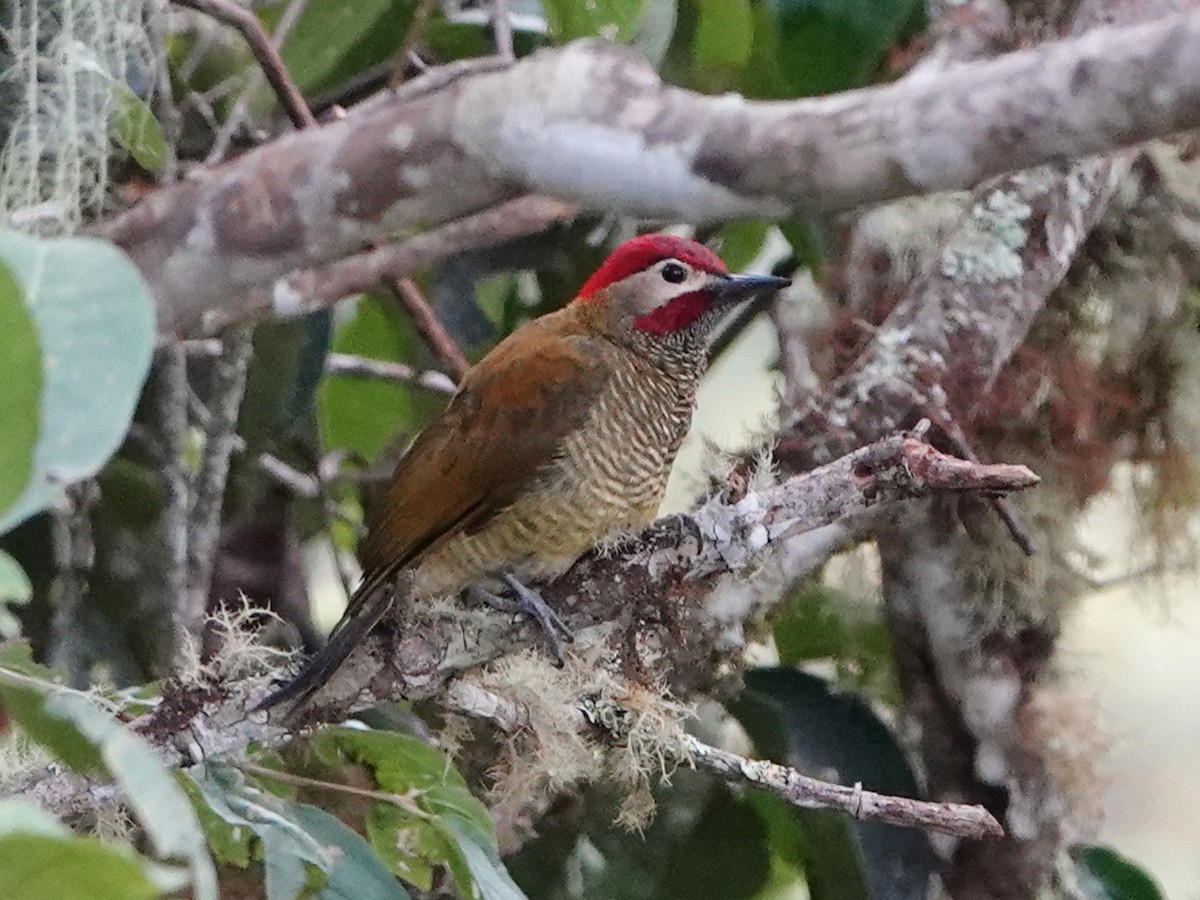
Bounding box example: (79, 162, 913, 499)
(0, 260, 41, 522)
(0, 549, 31, 638)
(109, 85, 167, 172)
(693, 0, 754, 70)
(0, 230, 155, 532)
(0, 833, 160, 900)
(542, 0, 647, 42)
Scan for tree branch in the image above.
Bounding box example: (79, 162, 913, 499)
(325, 352, 457, 395)
(173, 0, 317, 130)
(155, 345, 193, 658)
(678, 734, 1003, 840)
(95, 13, 1200, 335)
(217, 194, 576, 333)
(445, 679, 1004, 839)
(17, 433, 1038, 833)
(388, 277, 471, 380)
(183, 330, 253, 641)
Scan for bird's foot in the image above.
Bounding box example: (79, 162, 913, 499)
(471, 574, 574, 665)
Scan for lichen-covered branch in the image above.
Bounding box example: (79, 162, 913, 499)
(95, 13, 1200, 335)
(446, 680, 1004, 839)
(215, 194, 576, 332)
(677, 734, 1003, 840)
(17, 433, 1038, 822)
(776, 154, 1131, 470)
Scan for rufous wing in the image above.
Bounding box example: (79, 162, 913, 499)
(257, 312, 612, 711)
(359, 312, 612, 583)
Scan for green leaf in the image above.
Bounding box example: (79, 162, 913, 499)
(318, 296, 420, 463)
(0, 230, 155, 534)
(0, 549, 32, 638)
(634, 0, 678, 67)
(1076, 845, 1165, 900)
(0, 797, 69, 837)
(191, 765, 410, 900)
(0, 676, 106, 774)
(542, 0, 647, 42)
(0, 678, 217, 900)
(445, 819, 527, 900)
(366, 804, 439, 890)
(0, 832, 161, 900)
(267, 0, 418, 95)
(0, 261, 40, 521)
(314, 727, 524, 899)
(109, 85, 167, 172)
(715, 220, 771, 273)
(289, 803, 411, 900)
(765, 0, 925, 97)
(179, 773, 255, 868)
(48, 694, 218, 899)
(778, 218, 827, 275)
(692, 0, 754, 70)
(772, 583, 896, 701)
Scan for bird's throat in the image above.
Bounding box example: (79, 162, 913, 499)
(632, 291, 709, 336)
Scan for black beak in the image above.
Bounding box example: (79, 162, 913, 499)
(708, 273, 792, 305)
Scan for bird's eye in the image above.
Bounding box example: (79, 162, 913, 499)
(661, 262, 687, 284)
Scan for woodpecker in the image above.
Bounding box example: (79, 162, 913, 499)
(259, 234, 790, 710)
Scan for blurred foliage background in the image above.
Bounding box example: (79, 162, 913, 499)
(0, 0, 1195, 898)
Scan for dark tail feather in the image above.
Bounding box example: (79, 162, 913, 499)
(254, 574, 395, 712)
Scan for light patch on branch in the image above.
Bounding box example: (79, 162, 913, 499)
(95, 14, 1200, 334)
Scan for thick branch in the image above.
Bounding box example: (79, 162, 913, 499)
(215, 195, 575, 333)
(97, 13, 1200, 334)
(17, 433, 1038, 820)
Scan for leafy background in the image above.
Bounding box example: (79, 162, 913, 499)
(0, 1, 1189, 898)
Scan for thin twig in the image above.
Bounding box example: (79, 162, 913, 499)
(679, 734, 1004, 839)
(326, 352, 457, 394)
(47, 482, 99, 684)
(157, 345, 192, 655)
(940, 418, 1036, 555)
(239, 762, 432, 818)
(491, 0, 515, 62)
(173, 0, 317, 130)
(391, 0, 437, 88)
(184, 330, 254, 640)
(444, 679, 1003, 839)
(257, 453, 319, 498)
(388, 276, 472, 381)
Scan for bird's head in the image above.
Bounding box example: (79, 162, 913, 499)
(575, 234, 791, 346)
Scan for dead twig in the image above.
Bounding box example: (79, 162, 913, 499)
(325, 352, 457, 394)
(387, 276, 472, 381)
(184, 330, 254, 640)
(173, 0, 317, 129)
(491, 0, 515, 62)
(156, 344, 193, 655)
(444, 679, 1003, 839)
(679, 734, 1004, 839)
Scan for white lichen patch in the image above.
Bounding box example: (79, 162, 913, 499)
(452, 48, 781, 220)
(388, 123, 415, 150)
(271, 279, 308, 318)
(940, 188, 1033, 283)
(477, 650, 603, 821)
(0, 729, 53, 793)
(177, 595, 298, 689)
